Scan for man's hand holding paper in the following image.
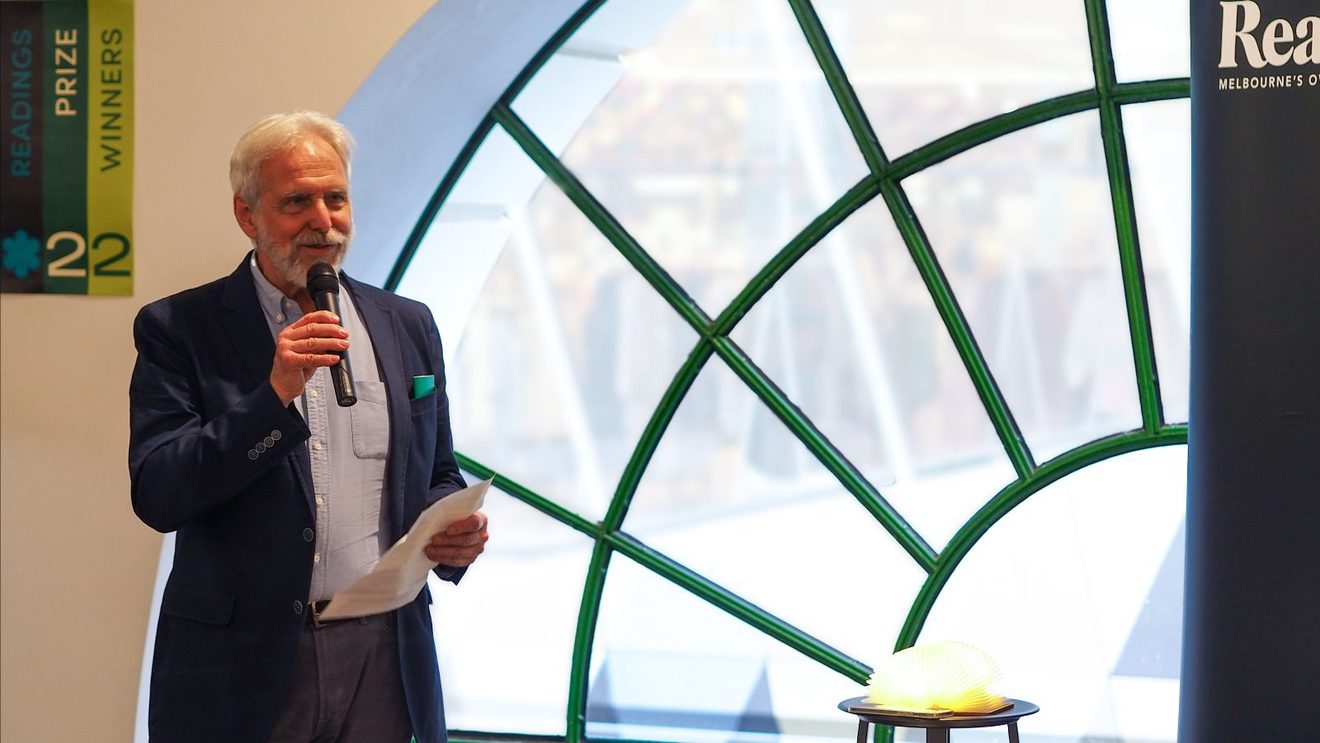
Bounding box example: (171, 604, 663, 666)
(318, 479, 491, 621)
(426, 510, 490, 567)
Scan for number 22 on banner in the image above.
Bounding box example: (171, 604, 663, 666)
(46, 231, 132, 279)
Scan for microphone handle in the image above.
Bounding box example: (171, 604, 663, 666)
(313, 291, 357, 407)
(330, 346, 357, 407)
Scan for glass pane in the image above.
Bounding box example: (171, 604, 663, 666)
(624, 358, 927, 658)
(1123, 100, 1190, 424)
(435, 480, 596, 735)
(918, 446, 1186, 742)
(1106, 0, 1190, 83)
(588, 554, 868, 742)
(513, 0, 871, 316)
(729, 200, 1019, 549)
(904, 112, 1142, 463)
(811, 0, 1096, 157)
(396, 126, 546, 349)
(446, 154, 698, 521)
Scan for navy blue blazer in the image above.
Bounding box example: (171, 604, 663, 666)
(129, 255, 466, 743)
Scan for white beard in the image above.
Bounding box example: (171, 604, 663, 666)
(255, 226, 352, 290)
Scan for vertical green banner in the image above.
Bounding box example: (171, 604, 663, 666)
(0, 0, 132, 296)
(42, 0, 89, 294)
(1, 2, 45, 293)
(86, 0, 133, 295)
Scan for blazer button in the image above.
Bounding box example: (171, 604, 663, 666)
(293, 600, 304, 615)
(302, 528, 315, 542)
(272, 429, 282, 441)
(247, 449, 258, 460)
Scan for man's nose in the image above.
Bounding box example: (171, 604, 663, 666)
(308, 199, 332, 231)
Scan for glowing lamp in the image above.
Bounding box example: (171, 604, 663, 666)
(862, 641, 1009, 717)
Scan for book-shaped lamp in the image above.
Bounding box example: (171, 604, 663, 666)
(856, 641, 1011, 718)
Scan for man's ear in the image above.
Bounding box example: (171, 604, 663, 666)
(234, 193, 259, 240)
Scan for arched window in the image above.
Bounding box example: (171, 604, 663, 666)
(365, 1, 1190, 741)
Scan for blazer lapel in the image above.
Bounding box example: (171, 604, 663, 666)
(219, 255, 277, 386)
(221, 253, 315, 512)
(344, 273, 410, 540)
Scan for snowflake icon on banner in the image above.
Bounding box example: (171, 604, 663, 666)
(3, 230, 42, 279)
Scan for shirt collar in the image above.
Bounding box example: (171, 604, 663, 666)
(249, 252, 301, 325)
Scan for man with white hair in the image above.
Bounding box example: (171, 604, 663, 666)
(129, 111, 487, 743)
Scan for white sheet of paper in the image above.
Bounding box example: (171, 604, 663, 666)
(317, 478, 490, 621)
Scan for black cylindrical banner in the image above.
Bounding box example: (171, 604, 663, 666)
(1183, 1, 1320, 740)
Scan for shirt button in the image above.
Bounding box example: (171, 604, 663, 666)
(275, 314, 284, 323)
(302, 528, 314, 542)
(312, 440, 323, 451)
(309, 389, 318, 398)
(293, 600, 304, 615)
(314, 554, 321, 563)
(315, 497, 324, 506)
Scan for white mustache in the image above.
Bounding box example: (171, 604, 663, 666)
(294, 230, 349, 248)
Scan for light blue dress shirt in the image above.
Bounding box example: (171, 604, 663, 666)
(250, 258, 391, 602)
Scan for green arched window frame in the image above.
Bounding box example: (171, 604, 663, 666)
(386, 1, 1189, 740)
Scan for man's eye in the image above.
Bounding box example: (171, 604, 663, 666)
(281, 195, 310, 212)
(327, 193, 349, 207)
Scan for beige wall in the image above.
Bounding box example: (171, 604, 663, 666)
(0, 1, 434, 739)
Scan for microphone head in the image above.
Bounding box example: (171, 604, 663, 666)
(306, 262, 339, 295)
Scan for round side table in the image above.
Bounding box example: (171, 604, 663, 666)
(838, 697, 1039, 743)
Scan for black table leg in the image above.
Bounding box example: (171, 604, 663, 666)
(1008, 722, 1020, 743)
(857, 720, 869, 743)
(925, 728, 950, 743)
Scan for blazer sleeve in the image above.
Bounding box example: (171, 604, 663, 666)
(425, 312, 467, 500)
(419, 310, 471, 584)
(128, 301, 310, 533)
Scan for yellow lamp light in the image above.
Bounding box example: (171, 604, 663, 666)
(862, 641, 1010, 717)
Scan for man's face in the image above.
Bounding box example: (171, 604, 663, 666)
(234, 135, 352, 301)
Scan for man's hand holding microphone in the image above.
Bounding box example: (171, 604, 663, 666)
(269, 262, 355, 407)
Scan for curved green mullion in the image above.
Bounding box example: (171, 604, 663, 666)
(713, 175, 882, 335)
(785, 0, 887, 172)
(893, 425, 1188, 652)
(1113, 77, 1190, 103)
(497, 0, 610, 107)
(384, 115, 498, 291)
(567, 538, 613, 743)
(607, 530, 872, 682)
(1086, 0, 1164, 432)
(603, 340, 715, 530)
(851, 80, 1189, 190)
(888, 90, 1100, 180)
(454, 453, 599, 538)
(491, 103, 715, 336)
(711, 336, 938, 571)
(385, 0, 613, 291)
(878, 180, 1037, 479)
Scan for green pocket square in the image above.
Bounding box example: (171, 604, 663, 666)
(412, 375, 436, 399)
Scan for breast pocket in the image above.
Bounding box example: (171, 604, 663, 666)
(351, 380, 390, 459)
(409, 391, 437, 419)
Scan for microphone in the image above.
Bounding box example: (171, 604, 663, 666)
(306, 262, 356, 407)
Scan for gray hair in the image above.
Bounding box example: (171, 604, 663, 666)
(229, 111, 354, 206)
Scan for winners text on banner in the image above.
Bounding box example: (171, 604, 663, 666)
(2, 0, 134, 296)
